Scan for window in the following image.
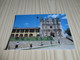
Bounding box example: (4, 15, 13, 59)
(36, 29, 39, 32)
(30, 29, 34, 32)
(50, 26, 52, 28)
(16, 29, 19, 33)
(21, 29, 24, 33)
(12, 29, 16, 33)
(25, 29, 28, 32)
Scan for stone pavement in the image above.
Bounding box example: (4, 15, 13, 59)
(32, 44, 75, 50)
(12, 44, 75, 50)
(8, 37, 75, 49)
(53, 37, 74, 45)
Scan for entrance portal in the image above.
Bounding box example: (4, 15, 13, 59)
(50, 32, 55, 37)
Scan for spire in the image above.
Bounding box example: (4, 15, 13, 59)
(40, 17, 44, 22)
(56, 17, 60, 22)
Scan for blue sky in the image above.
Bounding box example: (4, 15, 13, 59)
(13, 14, 69, 32)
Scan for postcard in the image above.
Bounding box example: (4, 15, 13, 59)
(5, 14, 75, 50)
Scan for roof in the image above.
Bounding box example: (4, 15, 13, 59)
(40, 17, 60, 22)
(13, 27, 40, 29)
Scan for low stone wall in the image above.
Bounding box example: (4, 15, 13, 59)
(8, 41, 57, 49)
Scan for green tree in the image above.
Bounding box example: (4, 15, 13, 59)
(15, 26, 19, 28)
(65, 28, 71, 36)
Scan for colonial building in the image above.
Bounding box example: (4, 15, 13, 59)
(11, 27, 40, 38)
(40, 17, 65, 37)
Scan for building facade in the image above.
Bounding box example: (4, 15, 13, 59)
(40, 17, 65, 37)
(11, 27, 40, 38)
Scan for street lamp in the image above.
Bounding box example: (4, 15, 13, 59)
(36, 16, 39, 40)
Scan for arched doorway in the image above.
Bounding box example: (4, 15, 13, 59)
(24, 34, 28, 37)
(15, 34, 18, 37)
(50, 32, 55, 37)
(20, 34, 23, 37)
(29, 34, 33, 37)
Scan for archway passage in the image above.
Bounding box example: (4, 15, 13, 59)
(50, 32, 55, 37)
(20, 34, 23, 37)
(24, 34, 28, 37)
(15, 34, 18, 37)
(29, 34, 33, 37)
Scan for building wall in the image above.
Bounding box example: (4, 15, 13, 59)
(40, 18, 65, 37)
(11, 29, 40, 37)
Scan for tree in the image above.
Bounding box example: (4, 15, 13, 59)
(65, 28, 71, 36)
(15, 26, 19, 28)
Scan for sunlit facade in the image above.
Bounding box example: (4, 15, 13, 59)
(11, 27, 40, 37)
(40, 17, 65, 37)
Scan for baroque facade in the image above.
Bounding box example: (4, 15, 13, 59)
(40, 17, 64, 37)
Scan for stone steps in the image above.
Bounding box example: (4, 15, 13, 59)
(53, 37, 74, 45)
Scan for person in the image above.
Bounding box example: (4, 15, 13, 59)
(30, 42, 32, 48)
(41, 41, 43, 46)
(58, 39, 60, 44)
(15, 42, 19, 49)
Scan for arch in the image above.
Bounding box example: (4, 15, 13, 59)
(50, 26, 52, 28)
(24, 34, 28, 37)
(15, 34, 18, 37)
(29, 34, 33, 37)
(37, 34, 40, 37)
(20, 34, 23, 37)
(50, 32, 55, 37)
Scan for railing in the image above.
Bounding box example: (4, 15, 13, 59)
(66, 35, 73, 42)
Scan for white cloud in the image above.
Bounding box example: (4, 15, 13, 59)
(44, 17, 47, 19)
(61, 16, 67, 19)
(48, 14, 59, 18)
(25, 23, 29, 26)
(65, 24, 68, 26)
(38, 25, 40, 27)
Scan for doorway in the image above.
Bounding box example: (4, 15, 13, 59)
(50, 32, 55, 37)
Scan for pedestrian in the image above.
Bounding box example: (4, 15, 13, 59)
(15, 42, 19, 49)
(58, 39, 60, 44)
(30, 42, 32, 48)
(41, 41, 43, 46)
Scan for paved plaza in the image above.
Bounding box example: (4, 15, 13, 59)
(8, 37, 75, 50)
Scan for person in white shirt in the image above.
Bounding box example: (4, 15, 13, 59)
(15, 42, 19, 49)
